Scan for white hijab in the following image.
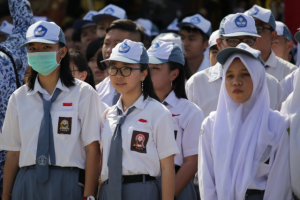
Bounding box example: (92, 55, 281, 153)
(213, 53, 274, 200)
(281, 68, 300, 197)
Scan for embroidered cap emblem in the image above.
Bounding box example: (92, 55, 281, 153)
(238, 44, 247, 50)
(248, 7, 259, 16)
(148, 42, 160, 53)
(85, 13, 94, 20)
(104, 7, 114, 15)
(0, 22, 6, 29)
(190, 16, 201, 24)
(34, 25, 48, 37)
(118, 42, 131, 53)
(235, 15, 247, 28)
(58, 117, 72, 134)
(37, 155, 48, 166)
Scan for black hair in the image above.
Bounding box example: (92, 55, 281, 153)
(69, 49, 95, 89)
(140, 63, 159, 101)
(167, 61, 187, 99)
(209, 45, 218, 51)
(180, 26, 209, 42)
(183, 58, 192, 80)
(27, 43, 75, 90)
(86, 37, 104, 62)
(72, 31, 81, 42)
(106, 19, 144, 43)
(97, 47, 106, 71)
(62, 20, 75, 32)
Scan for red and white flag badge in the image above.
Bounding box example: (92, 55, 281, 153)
(63, 103, 73, 110)
(137, 118, 147, 125)
(172, 114, 180, 117)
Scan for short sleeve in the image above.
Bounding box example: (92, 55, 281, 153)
(0, 93, 21, 151)
(153, 109, 179, 160)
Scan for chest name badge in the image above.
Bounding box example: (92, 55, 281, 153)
(58, 117, 72, 134)
(130, 131, 149, 153)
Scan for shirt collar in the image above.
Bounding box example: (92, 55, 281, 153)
(265, 50, 277, 68)
(162, 90, 179, 107)
(27, 76, 70, 96)
(208, 62, 223, 82)
(115, 94, 148, 114)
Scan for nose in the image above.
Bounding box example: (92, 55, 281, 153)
(115, 68, 123, 78)
(232, 77, 242, 86)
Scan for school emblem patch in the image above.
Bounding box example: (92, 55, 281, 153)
(131, 131, 149, 153)
(235, 15, 247, 28)
(148, 42, 160, 53)
(37, 155, 48, 166)
(104, 7, 114, 15)
(34, 25, 47, 37)
(190, 16, 201, 24)
(248, 7, 259, 16)
(118, 42, 131, 53)
(58, 117, 72, 134)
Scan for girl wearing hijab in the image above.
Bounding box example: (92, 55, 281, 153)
(99, 39, 179, 200)
(0, 21, 106, 200)
(199, 43, 291, 200)
(147, 41, 204, 200)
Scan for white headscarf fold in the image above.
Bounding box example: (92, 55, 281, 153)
(213, 53, 274, 200)
(281, 68, 300, 197)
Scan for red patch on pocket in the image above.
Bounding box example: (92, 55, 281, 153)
(63, 103, 72, 106)
(172, 114, 180, 117)
(130, 131, 149, 153)
(138, 119, 147, 123)
(57, 117, 72, 134)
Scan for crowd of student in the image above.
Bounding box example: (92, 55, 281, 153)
(0, 0, 299, 200)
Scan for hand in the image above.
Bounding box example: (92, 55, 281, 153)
(2, 195, 11, 200)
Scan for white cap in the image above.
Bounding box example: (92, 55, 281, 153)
(0, 20, 13, 36)
(102, 39, 148, 64)
(167, 18, 179, 32)
(275, 21, 293, 41)
(136, 18, 159, 37)
(208, 30, 219, 48)
(219, 13, 260, 38)
(92, 4, 126, 23)
(177, 14, 212, 36)
(73, 11, 97, 31)
(151, 33, 184, 54)
(20, 21, 65, 48)
(245, 5, 276, 30)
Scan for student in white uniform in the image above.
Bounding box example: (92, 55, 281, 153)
(177, 14, 212, 75)
(147, 41, 204, 200)
(208, 30, 220, 67)
(0, 21, 106, 200)
(99, 39, 179, 200)
(281, 53, 300, 200)
(245, 5, 297, 81)
(186, 13, 285, 118)
(271, 21, 294, 62)
(199, 43, 291, 200)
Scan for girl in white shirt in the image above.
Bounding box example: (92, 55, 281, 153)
(199, 43, 291, 200)
(99, 39, 179, 200)
(147, 41, 204, 200)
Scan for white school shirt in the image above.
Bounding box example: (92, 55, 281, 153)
(196, 56, 211, 73)
(162, 91, 204, 166)
(280, 68, 299, 98)
(265, 50, 297, 81)
(199, 112, 291, 200)
(96, 76, 114, 107)
(186, 63, 286, 117)
(100, 95, 179, 182)
(0, 78, 107, 169)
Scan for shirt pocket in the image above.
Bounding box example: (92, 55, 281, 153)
(52, 111, 79, 140)
(173, 123, 180, 141)
(128, 125, 153, 154)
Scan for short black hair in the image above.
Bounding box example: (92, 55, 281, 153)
(140, 63, 159, 101)
(106, 19, 144, 43)
(27, 43, 75, 90)
(62, 20, 75, 32)
(72, 31, 81, 42)
(69, 49, 95, 89)
(209, 45, 218, 51)
(97, 47, 106, 71)
(168, 61, 187, 99)
(180, 26, 209, 42)
(86, 37, 104, 62)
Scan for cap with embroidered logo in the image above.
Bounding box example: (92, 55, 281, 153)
(92, 4, 126, 24)
(73, 11, 98, 32)
(177, 14, 212, 36)
(208, 30, 219, 49)
(167, 18, 179, 32)
(275, 21, 293, 42)
(136, 18, 160, 37)
(102, 39, 148, 64)
(245, 5, 276, 31)
(216, 43, 265, 66)
(219, 13, 260, 38)
(0, 20, 13, 36)
(20, 21, 65, 48)
(151, 33, 184, 55)
(147, 41, 184, 65)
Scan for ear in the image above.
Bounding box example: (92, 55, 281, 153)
(287, 41, 294, 53)
(141, 68, 148, 81)
(271, 30, 278, 42)
(59, 46, 68, 59)
(79, 71, 88, 81)
(170, 69, 179, 81)
(216, 38, 222, 51)
(203, 40, 209, 50)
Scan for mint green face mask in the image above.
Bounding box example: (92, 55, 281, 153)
(27, 49, 62, 75)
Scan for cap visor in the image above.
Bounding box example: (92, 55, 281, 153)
(73, 20, 95, 32)
(102, 56, 140, 64)
(177, 22, 199, 30)
(20, 38, 58, 48)
(295, 32, 300, 43)
(208, 43, 217, 49)
(216, 47, 256, 65)
(222, 32, 261, 38)
(92, 14, 118, 23)
(148, 56, 168, 64)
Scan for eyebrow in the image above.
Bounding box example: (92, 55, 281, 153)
(226, 69, 249, 74)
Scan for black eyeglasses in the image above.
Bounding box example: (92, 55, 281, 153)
(220, 38, 256, 47)
(108, 66, 141, 77)
(256, 26, 273, 33)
